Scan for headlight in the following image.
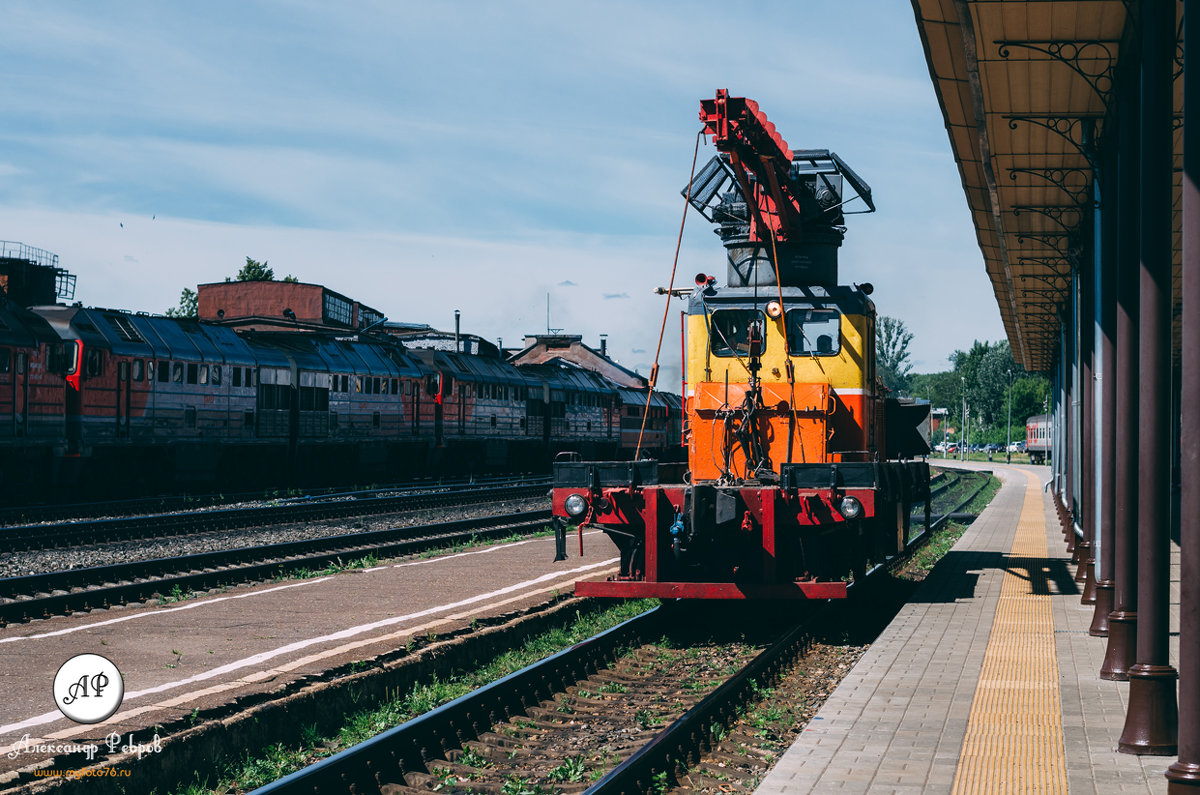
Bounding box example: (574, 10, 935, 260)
(564, 493, 588, 517)
(838, 496, 863, 520)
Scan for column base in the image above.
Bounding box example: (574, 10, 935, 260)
(1167, 761, 1200, 792)
(1118, 663, 1178, 755)
(1073, 541, 1091, 580)
(1080, 559, 1097, 604)
(1101, 610, 1137, 680)
(1088, 580, 1114, 635)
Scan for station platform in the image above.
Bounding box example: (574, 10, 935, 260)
(756, 462, 1181, 794)
(0, 529, 619, 785)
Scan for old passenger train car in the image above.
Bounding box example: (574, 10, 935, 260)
(551, 91, 930, 599)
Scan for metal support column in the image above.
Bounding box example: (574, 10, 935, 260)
(1091, 146, 1118, 637)
(1119, 0, 1178, 754)
(1078, 249, 1097, 599)
(1102, 58, 1141, 682)
(1167, 0, 1200, 783)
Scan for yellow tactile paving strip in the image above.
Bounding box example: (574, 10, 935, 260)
(951, 470, 1067, 794)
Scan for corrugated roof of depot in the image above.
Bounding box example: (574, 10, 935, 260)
(911, 0, 1181, 372)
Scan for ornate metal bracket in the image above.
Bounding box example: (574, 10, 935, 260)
(1004, 115, 1103, 165)
(1013, 232, 1079, 260)
(1020, 288, 1070, 304)
(1012, 204, 1086, 232)
(1020, 278, 1069, 293)
(1177, 19, 1185, 81)
(1016, 255, 1074, 275)
(996, 39, 1119, 106)
(1023, 316, 1066, 334)
(1007, 167, 1095, 206)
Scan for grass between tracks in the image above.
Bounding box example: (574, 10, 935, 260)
(904, 473, 1000, 578)
(165, 598, 654, 795)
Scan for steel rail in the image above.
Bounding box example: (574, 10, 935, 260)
(0, 475, 550, 527)
(0, 510, 550, 625)
(0, 483, 549, 551)
(247, 606, 666, 795)
(584, 618, 809, 793)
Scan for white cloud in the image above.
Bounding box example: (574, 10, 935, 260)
(0, 0, 1009, 382)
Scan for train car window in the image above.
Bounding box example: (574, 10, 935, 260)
(118, 361, 129, 382)
(709, 309, 766, 357)
(211, 365, 221, 386)
(51, 341, 79, 375)
(15, 350, 25, 374)
(172, 362, 183, 383)
(0, 347, 9, 374)
(187, 363, 198, 384)
(85, 349, 104, 378)
(785, 308, 841, 356)
(381, 379, 389, 395)
(159, 361, 170, 382)
(245, 368, 255, 387)
(374, 377, 382, 394)
(133, 360, 144, 382)
(391, 379, 398, 394)
(355, 377, 363, 394)
(233, 367, 242, 387)
(199, 365, 209, 385)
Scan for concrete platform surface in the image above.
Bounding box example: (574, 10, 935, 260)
(756, 462, 1180, 794)
(0, 528, 618, 778)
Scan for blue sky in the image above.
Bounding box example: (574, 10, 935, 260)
(1, 1, 1004, 385)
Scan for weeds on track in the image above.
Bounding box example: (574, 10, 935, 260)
(167, 599, 654, 794)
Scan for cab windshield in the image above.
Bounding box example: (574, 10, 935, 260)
(709, 309, 765, 357)
(785, 308, 840, 355)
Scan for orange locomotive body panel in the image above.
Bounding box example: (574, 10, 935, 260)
(688, 381, 832, 481)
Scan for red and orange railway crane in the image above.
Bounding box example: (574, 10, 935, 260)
(551, 91, 930, 600)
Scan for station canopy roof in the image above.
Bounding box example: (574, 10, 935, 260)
(911, 0, 1182, 372)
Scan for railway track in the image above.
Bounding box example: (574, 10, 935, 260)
(0, 481, 550, 551)
(245, 474, 995, 794)
(0, 510, 550, 626)
(249, 604, 811, 795)
(0, 474, 549, 527)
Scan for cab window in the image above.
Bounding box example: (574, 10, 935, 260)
(709, 309, 765, 357)
(786, 308, 841, 356)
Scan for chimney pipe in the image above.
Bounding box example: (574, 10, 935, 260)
(600, 334, 608, 357)
(454, 310, 461, 353)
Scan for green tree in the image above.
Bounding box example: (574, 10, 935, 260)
(876, 315, 914, 395)
(237, 257, 274, 281)
(164, 287, 197, 318)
